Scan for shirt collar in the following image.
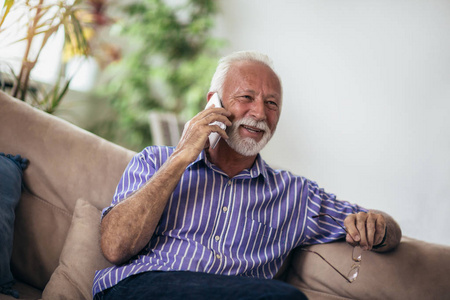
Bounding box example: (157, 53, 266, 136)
(188, 150, 269, 179)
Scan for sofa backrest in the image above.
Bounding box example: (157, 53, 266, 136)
(0, 91, 135, 289)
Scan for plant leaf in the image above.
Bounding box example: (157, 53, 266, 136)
(0, 0, 15, 30)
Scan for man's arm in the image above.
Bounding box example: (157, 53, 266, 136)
(101, 153, 191, 265)
(344, 210, 402, 252)
(100, 107, 231, 265)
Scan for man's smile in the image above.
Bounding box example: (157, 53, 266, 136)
(241, 124, 265, 134)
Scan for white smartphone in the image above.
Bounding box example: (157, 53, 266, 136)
(204, 93, 226, 149)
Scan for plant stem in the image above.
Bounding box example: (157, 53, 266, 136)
(12, 0, 44, 100)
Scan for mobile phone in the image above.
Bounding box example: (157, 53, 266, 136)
(204, 93, 226, 149)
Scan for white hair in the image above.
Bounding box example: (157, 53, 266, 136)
(225, 116, 273, 156)
(209, 50, 282, 98)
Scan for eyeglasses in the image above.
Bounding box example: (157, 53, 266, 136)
(299, 213, 362, 283)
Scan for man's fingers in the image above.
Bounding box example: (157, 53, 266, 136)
(179, 108, 231, 149)
(365, 213, 378, 249)
(374, 215, 387, 246)
(202, 110, 232, 128)
(344, 214, 361, 244)
(344, 212, 387, 251)
(355, 213, 369, 249)
(345, 233, 358, 246)
(209, 124, 229, 140)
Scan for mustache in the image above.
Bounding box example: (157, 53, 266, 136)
(231, 117, 270, 132)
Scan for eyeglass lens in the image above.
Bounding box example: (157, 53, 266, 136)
(312, 214, 364, 283)
(352, 246, 362, 262)
(347, 246, 362, 282)
(348, 265, 359, 283)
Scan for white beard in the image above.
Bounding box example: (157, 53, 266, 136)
(226, 117, 273, 157)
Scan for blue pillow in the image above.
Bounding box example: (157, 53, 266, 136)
(0, 153, 28, 299)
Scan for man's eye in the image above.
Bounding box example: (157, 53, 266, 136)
(266, 101, 278, 108)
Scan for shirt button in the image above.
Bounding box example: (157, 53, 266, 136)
(227, 181, 232, 186)
(216, 254, 221, 260)
(222, 206, 228, 212)
(215, 235, 220, 241)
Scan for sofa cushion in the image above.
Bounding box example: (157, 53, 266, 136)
(11, 190, 72, 290)
(286, 237, 450, 300)
(42, 198, 113, 300)
(0, 154, 28, 298)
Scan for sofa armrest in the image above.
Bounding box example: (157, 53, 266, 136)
(285, 237, 450, 300)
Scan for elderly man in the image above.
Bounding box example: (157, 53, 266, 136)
(93, 51, 402, 299)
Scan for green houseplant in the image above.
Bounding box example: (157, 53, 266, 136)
(92, 0, 225, 150)
(0, 0, 114, 113)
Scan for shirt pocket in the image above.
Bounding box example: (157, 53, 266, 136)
(243, 218, 274, 238)
(240, 218, 288, 250)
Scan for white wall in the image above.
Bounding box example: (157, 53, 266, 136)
(215, 0, 450, 245)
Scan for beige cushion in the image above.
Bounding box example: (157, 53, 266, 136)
(42, 198, 113, 300)
(286, 237, 450, 300)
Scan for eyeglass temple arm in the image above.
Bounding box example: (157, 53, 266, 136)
(298, 248, 352, 284)
(312, 214, 356, 243)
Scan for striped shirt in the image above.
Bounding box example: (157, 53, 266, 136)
(92, 146, 367, 296)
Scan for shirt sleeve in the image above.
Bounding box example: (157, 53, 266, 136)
(101, 147, 157, 219)
(301, 179, 368, 246)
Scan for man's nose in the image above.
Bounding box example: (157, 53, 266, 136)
(249, 98, 266, 121)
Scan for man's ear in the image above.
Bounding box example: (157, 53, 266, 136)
(206, 92, 215, 102)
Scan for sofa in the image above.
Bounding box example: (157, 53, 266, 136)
(0, 90, 449, 300)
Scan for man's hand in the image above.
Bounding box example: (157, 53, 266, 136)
(175, 106, 232, 163)
(344, 210, 402, 252)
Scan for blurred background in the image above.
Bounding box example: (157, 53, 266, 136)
(1, 0, 449, 245)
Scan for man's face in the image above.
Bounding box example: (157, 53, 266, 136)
(221, 61, 282, 156)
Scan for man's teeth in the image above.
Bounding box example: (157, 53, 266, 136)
(243, 125, 262, 133)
